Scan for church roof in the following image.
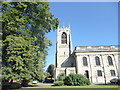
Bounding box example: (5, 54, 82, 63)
(74, 45, 120, 52)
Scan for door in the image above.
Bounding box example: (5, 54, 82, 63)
(85, 70, 89, 79)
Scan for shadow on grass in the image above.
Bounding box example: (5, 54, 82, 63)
(26, 84, 41, 87)
(95, 83, 119, 86)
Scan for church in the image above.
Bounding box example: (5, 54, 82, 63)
(55, 25, 120, 83)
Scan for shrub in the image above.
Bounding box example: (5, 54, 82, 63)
(64, 73, 90, 86)
(110, 78, 120, 85)
(54, 81, 64, 86)
(57, 73, 66, 81)
(2, 82, 22, 89)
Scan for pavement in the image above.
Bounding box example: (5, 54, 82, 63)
(37, 83, 53, 86)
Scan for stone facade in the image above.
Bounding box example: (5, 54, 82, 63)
(55, 26, 120, 83)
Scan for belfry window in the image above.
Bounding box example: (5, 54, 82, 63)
(61, 32, 67, 44)
(83, 57, 88, 66)
(108, 56, 113, 65)
(95, 56, 101, 66)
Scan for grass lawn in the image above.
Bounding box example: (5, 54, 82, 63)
(22, 84, 119, 89)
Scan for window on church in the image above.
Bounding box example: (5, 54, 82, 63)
(83, 57, 88, 66)
(108, 56, 113, 65)
(61, 32, 67, 44)
(97, 70, 102, 76)
(95, 56, 101, 66)
(110, 70, 116, 76)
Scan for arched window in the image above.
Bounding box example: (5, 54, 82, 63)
(97, 70, 102, 76)
(83, 57, 88, 66)
(95, 56, 100, 66)
(108, 56, 113, 65)
(110, 70, 116, 76)
(61, 32, 67, 44)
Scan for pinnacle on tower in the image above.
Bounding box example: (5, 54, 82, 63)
(68, 24, 70, 28)
(58, 25, 59, 29)
(62, 22, 65, 28)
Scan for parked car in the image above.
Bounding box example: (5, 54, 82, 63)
(32, 80, 38, 84)
(110, 78, 120, 85)
(43, 77, 54, 83)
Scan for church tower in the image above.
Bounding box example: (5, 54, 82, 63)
(55, 25, 72, 68)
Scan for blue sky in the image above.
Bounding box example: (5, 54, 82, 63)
(45, 2, 118, 70)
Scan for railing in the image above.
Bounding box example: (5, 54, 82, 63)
(75, 45, 120, 51)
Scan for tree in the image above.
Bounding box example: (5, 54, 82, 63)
(2, 35, 36, 82)
(2, 2, 59, 86)
(47, 64, 54, 78)
(43, 72, 50, 78)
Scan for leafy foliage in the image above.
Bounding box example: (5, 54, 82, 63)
(2, 35, 35, 81)
(54, 81, 64, 86)
(43, 72, 50, 78)
(110, 78, 120, 85)
(47, 64, 54, 78)
(2, 82, 22, 89)
(64, 73, 90, 86)
(57, 73, 66, 81)
(2, 2, 59, 84)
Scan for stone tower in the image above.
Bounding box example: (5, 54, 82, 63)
(55, 25, 72, 68)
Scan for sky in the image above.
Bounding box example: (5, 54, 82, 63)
(45, 2, 118, 70)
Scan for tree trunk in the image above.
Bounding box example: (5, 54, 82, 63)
(10, 79, 13, 83)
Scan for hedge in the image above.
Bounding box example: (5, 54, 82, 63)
(54, 81, 64, 86)
(64, 73, 90, 86)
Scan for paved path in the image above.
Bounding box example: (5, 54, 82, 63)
(37, 83, 53, 86)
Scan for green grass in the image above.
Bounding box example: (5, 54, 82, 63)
(22, 84, 119, 88)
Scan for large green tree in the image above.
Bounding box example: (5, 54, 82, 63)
(2, 2, 59, 85)
(2, 35, 36, 81)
